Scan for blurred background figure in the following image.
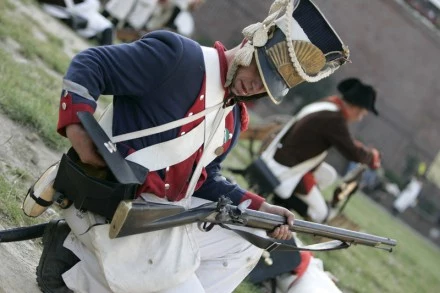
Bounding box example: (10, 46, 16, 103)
(393, 161, 427, 215)
(102, 0, 158, 32)
(146, 0, 204, 36)
(37, 0, 114, 45)
(102, 0, 205, 41)
(345, 161, 384, 194)
(264, 78, 381, 223)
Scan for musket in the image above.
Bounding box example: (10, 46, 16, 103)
(109, 196, 397, 252)
(331, 163, 367, 213)
(0, 222, 48, 243)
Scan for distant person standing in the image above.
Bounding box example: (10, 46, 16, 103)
(393, 161, 426, 214)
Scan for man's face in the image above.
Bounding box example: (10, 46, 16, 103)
(348, 106, 368, 122)
(230, 58, 266, 97)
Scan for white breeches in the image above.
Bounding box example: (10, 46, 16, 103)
(314, 162, 337, 190)
(393, 178, 422, 213)
(296, 186, 328, 223)
(275, 257, 342, 293)
(61, 197, 264, 293)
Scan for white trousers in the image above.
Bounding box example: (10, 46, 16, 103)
(393, 177, 422, 213)
(276, 257, 342, 293)
(296, 186, 328, 223)
(61, 197, 264, 293)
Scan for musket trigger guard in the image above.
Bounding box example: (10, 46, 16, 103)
(197, 222, 215, 232)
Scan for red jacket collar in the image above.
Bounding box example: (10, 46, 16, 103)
(213, 41, 229, 95)
(213, 41, 249, 131)
(326, 96, 349, 120)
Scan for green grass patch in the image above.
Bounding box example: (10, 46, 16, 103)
(234, 281, 261, 293)
(0, 0, 81, 150)
(312, 193, 440, 293)
(0, 47, 68, 150)
(0, 0, 71, 74)
(0, 172, 43, 227)
(0, 0, 113, 229)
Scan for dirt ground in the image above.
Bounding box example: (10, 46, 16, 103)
(0, 1, 90, 292)
(0, 223, 43, 293)
(0, 112, 62, 293)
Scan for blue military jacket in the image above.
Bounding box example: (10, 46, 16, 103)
(57, 30, 265, 210)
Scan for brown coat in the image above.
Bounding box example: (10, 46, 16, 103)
(273, 97, 374, 168)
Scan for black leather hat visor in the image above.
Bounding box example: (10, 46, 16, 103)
(255, 47, 289, 105)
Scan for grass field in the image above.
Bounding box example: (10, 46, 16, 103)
(227, 142, 440, 293)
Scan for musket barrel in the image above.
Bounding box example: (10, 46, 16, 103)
(291, 220, 397, 247)
(242, 208, 397, 248)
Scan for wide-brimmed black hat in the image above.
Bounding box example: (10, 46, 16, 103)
(337, 78, 378, 115)
(253, 0, 350, 104)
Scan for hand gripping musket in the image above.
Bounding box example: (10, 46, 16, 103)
(109, 196, 397, 252)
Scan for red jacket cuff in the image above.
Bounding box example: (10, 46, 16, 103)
(293, 251, 313, 279)
(240, 191, 265, 210)
(57, 93, 95, 136)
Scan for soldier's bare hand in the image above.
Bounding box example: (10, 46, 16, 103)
(259, 202, 294, 240)
(66, 123, 106, 168)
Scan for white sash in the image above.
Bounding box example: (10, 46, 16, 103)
(261, 101, 338, 160)
(184, 47, 233, 198)
(126, 122, 205, 171)
(261, 102, 339, 199)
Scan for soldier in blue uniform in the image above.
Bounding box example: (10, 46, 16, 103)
(38, 0, 350, 292)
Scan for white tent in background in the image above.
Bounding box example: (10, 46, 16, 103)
(429, 0, 440, 10)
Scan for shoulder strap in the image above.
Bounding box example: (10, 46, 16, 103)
(185, 46, 229, 199)
(102, 102, 223, 143)
(261, 101, 339, 159)
(217, 224, 350, 252)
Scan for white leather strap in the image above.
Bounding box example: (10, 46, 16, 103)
(261, 101, 338, 192)
(125, 121, 205, 171)
(266, 151, 327, 199)
(185, 46, 230, 199)
(99, 102, 223, 143)
(262, 101, 339, 160)
(277, 151, 327, 182)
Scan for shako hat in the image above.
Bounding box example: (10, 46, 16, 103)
(225, 0, 350, 104)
